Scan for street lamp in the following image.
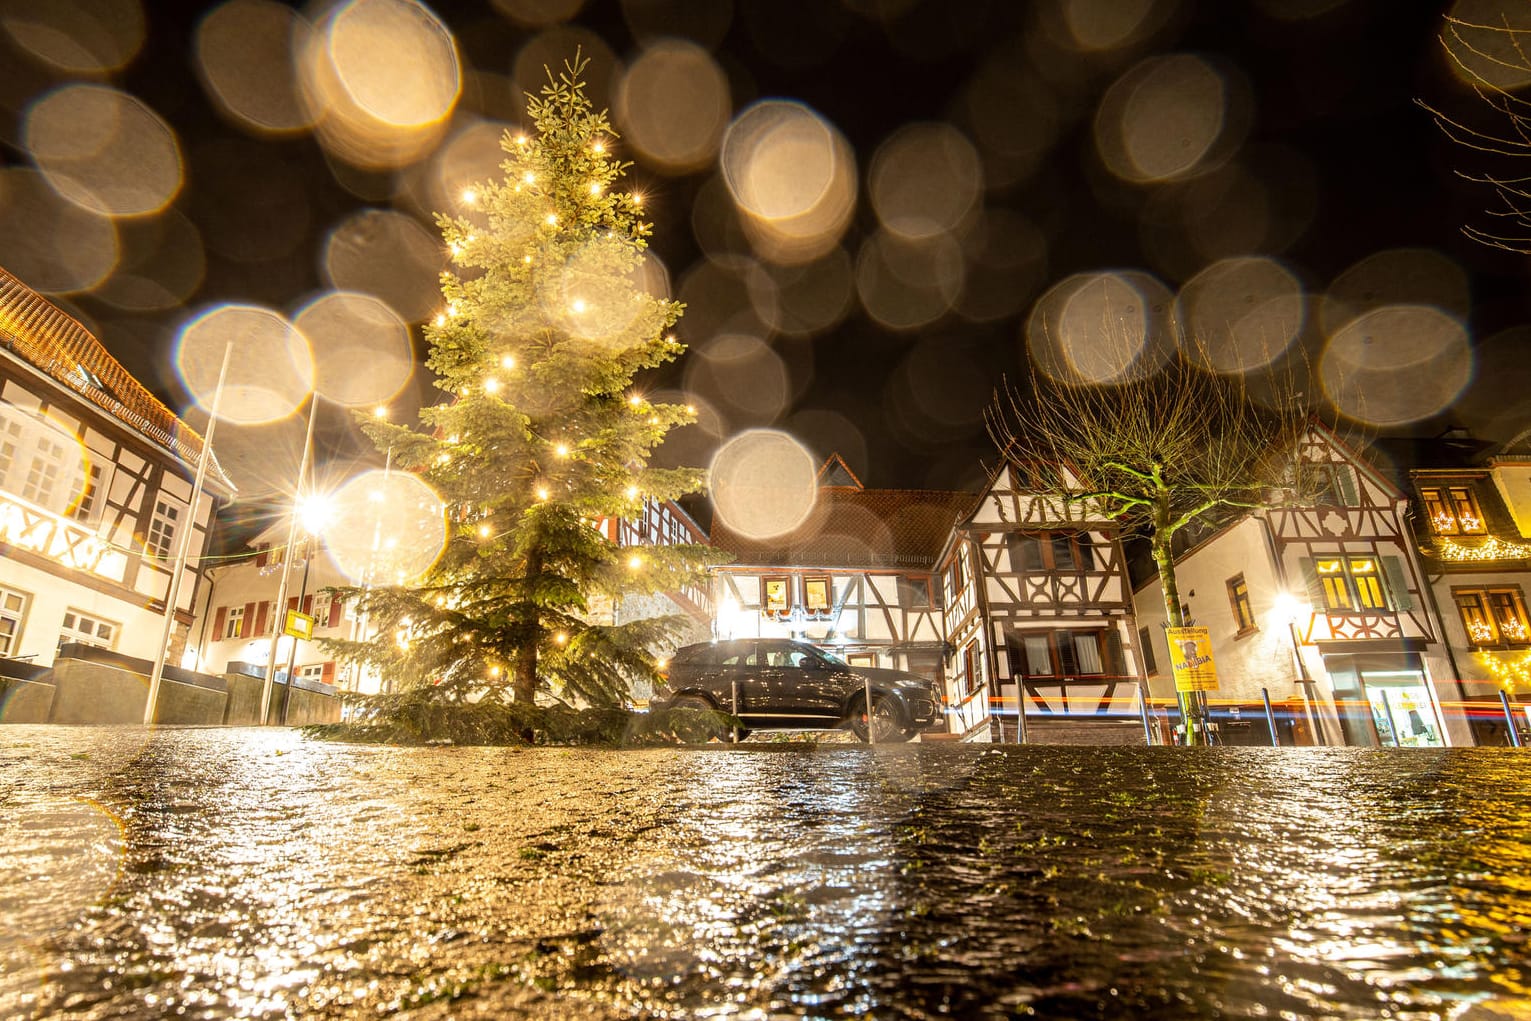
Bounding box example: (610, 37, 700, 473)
(277, 492, 333, 724)
(1273, 590, 1326, 746)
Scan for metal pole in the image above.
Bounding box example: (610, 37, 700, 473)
(145, 341, 232, 725)
(1378, 688, 1401, 747)
(865, 674, 875, 745)
(260, 397, 319, 724)
(731, 678, 739, 744)
(279, 541, 313, 725)
(1261, 687, 1280, 747)
(1138, 684, 1155, 746)
(1500, 689, 1523, 747)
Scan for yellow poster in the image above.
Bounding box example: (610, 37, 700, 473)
(284, 610, 315, 641)
(1166, 626, 1219, 692)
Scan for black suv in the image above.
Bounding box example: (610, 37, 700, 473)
(654, 638, 944, 742)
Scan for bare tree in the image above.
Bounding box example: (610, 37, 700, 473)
(988, 342, 1313, 745)
(1420, 9, 1531, 252)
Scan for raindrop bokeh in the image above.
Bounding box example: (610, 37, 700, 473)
(174, 304, 315, 425)
(324, 468, 448, 584)
(294, 291, 413, 408)
(710, 429, 818, 540)
(1320, 305, 1473, 427)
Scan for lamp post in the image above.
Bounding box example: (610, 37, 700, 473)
(1274, 590, 1325, 746)
(145, 341, 232, 725)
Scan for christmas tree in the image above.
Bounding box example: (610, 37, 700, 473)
(329, 56, 718, 709)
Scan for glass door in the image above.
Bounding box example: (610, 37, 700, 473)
(1363, 676, 1443, 748)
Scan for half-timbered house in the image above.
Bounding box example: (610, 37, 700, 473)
(1135, 422, 1460, 747)
(1410, 448, 1531, 743)
(0, 265, 234, 668)
(707, 455, 971, 698)
(936, 461, 1141, 742)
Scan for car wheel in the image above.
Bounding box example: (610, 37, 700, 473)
(669, 694, 739, 742)
(850, 693, 907, 743)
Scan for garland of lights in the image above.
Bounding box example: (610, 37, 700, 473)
(1433, 535, 1531, 562)
(1478, 650, 1531, 694)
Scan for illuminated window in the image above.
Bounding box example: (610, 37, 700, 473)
(147, 499, 179, 558)
(1348, 558, 1387, 610)
(1315, 558, 1353, 610)
(762, 576, 790, 614)
(59, 609, 117, 653)
(804, 576, 831, 613)
(1456, 587, 1531, 647)
(223, 605, 244, 640)
(22, 435, 67, 508)
(1423, 485, 1487, 535)
(72, 464, 103, 523)
(1228, 575, 1255, 633)
(0, 587, 28, 657)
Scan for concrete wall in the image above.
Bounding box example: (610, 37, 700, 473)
(0, 646, 342, 726)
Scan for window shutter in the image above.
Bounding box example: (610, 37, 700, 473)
(1057, 632, 1077, 677)
(329, 595, 344, 627)
(287, 596, 299, 613)
(1336, 466, 1359, 506)
(254, 601, 269, 637)
(240, 601, 256, 638)
(212, 605, 226, 639)
(321, 661, 336, 685)
(1298, 558, 1324, 606)
(1077, 534, 1095, 571)
(301, 594, 313, 615)
(1103, 628, 1124, 677)
(1380, 556, 1413, 611)
(255, 547, 267, 568)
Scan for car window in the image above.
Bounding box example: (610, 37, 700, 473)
(718, 647, 755, 667)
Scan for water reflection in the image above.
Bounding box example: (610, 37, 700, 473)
(2, 731, 1530, 1018)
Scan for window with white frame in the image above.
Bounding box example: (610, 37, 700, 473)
(0, 414, 21, 482)
(72, 464, 103, 523)
(297, 663, 325, 682)
(0, 586, 28, 657)
(59, 609, 118, 652)
(147, 499, 180, 557)
(223, 605, 245, 639)
(22, 434, 68, 508)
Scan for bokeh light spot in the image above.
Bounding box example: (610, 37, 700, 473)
(1320, 305, 1473, 427)
(194, 0, 316, 136)
(1096, 54, 1242, 183)
(1178, 256, 1305, 374)
(323, 209, 444, 323)
(0, 168, 118, 293)
(710, 429, 818, 540)
(1027, 270, 1175, 385)
(869, 122, 982, 239)
(294, 292, 412, 408)
(24, 84, 182, 217)
(684, 334, 791, 425)
(0, 0, 144, 73)
(722, 101, 857, 265)
(324, 469, 448, 584)
(175, 304, 315, 425)
(616, 38, 730, 174)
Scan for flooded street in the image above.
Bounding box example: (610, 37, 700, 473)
(2, 728, 1529, 1019)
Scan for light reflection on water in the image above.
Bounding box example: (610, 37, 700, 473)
(1, 729, 1530, 1018)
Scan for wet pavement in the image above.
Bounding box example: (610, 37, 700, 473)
(2, 727, 1529, 1019)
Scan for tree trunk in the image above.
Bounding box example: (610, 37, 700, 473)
(513, 548, 542, 705)
(1153, 540, 1208, 746)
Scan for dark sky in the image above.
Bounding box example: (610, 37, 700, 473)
(2, 0, 1528, 505)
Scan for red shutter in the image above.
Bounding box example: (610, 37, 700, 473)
(254, 601, 270, 637)
(212, 605, 226, 639)
(301, 594, 313, 616)
(329, 595, 343, 628)
(287, 596, 299, 613)
(256, 546, 267, 568)
(240, 602, 256, 638)
(320, 661, 336, 685)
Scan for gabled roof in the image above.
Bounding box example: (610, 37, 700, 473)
(711, 485, 975, 570)
(0, 265, 234, 494)
(816, 452, 864, 490)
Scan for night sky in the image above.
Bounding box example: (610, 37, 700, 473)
(2, 0, 1528, 512)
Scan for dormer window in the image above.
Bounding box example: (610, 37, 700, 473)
(1422, 486, 1486, 535)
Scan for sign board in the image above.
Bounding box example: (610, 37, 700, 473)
(284, 610, 315, 641)
(1166, 626, 1219, 692)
